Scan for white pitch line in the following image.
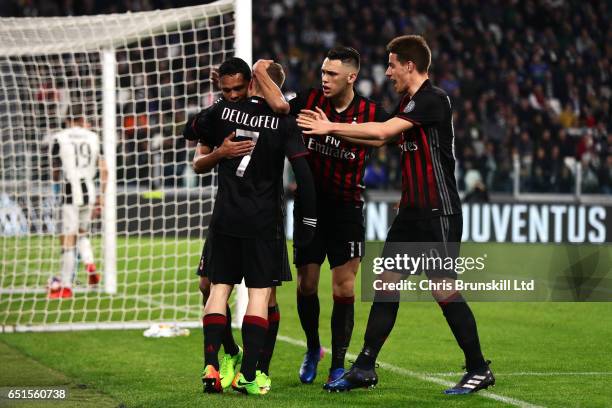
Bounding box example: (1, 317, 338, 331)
(277, 335, 544, 408)
(430, 372, 612, 377)
(134, 297, 544, 408)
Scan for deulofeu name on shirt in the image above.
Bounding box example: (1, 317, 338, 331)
(221, 107, 279, 130)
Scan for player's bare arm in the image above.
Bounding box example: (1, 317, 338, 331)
(192, 132, 254, 174)
(253, 59, 290, 114)
(297, 107, 404, 145)
(297, 108, 392, 147)
(94, 157, 108, 219)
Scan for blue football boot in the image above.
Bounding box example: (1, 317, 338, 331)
(323, 364, 378, 392)
(323, 367, 345, 388)
(299, 347, 324, 384)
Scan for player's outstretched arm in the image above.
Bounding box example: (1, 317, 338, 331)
(253, 59, 290, 114)
(192, 133, 254, 174)
(298, 108, 391, 147)
(297, 107, 411, 141)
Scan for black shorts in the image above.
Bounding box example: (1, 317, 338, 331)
(293, 202, 365, 269)
(386, 212, 462, 243)
(196, 230, 291, 288)
(384, 212, 463, 279)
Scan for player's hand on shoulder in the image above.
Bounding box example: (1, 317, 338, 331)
(218, 131, 254, 159)
(300, 107, 329, 122)
(297, 107, 331, 135)
(253, 59, 273, 74)
(210, 68, 219, 88)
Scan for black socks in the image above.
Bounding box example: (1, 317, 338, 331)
(330, 295, 354, 370)
(297, 292, 320, 350)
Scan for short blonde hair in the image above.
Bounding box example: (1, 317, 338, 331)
(266, 63, 286, 88)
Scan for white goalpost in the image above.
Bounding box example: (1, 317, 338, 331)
(0, 0, 251, 332)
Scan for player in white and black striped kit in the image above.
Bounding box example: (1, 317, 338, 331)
(48, 105, 107, 299)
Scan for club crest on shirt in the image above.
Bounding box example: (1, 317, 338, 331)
(404, 100, 415, 113)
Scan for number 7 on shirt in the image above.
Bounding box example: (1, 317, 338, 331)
(235, 128, 259, 177)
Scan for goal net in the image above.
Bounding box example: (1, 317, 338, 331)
(0, 0, 248, 332)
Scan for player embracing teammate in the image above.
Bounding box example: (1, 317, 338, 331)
(185, 59, 317, 395)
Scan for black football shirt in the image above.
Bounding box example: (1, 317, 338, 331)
(392, 79, 461, 218)
(185, 96, 308, 239)
(290, 88, 387, 204)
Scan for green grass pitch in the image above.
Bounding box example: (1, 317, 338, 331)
(1, 237, 611, 407)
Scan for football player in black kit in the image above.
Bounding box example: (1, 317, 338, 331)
(190, 57, 250, 393)
(255, 47, 388, 386)
(184, 61, 317, 395)
(298, 35, 494, 395)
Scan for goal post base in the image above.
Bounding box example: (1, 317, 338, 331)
(1, 320, 202, 334)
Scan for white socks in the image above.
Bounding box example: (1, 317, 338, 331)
(60, 248, 76, 287)
(77, 236, 94, 265)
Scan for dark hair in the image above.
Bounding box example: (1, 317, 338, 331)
(218, 57, 252, 81)
(66, 103, 86, 123)
(326, 46, 360, 70)
(386, 35, 431, 73)
(68, 103, 83, 117)
(266, 62, 286, 88)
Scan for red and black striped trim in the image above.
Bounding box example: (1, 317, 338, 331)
(203, 313, 227, 326)
(243, 315, 269, 329)
(400, 145, 415, 207)
(420, 128, 439, 208)
(335, 101, 357, 201)
(301, 90, 383, 204)
(268, 311, 280, 323)
(333, 295, 355, 304)
(437, 291, 463, 306)
(414, 141, 427, 208)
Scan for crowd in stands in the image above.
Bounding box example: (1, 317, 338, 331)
(252, 0, 611, 195)
(3, 0, 610, 194)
